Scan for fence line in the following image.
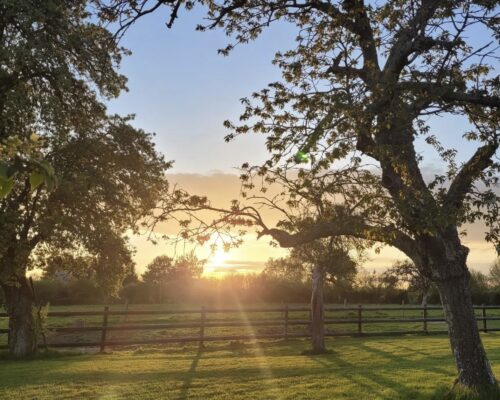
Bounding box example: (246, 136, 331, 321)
(1, 304, 500, 350)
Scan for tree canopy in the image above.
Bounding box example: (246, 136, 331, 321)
(0, 0, 170, 356)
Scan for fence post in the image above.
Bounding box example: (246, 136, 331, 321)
(284, 305, 289, 341)
(423, 304, 428, 334)
(357, 305, 362, 335)
(100, 306, 109, 353)
(199, 306, 206, 347)
(483, 305, 488, 333)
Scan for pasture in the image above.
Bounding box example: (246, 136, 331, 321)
(2, 305, 500, 399)
(2, 334, 500, 399)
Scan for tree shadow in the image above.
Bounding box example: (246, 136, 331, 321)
(177, 346, 204, 400)
(304, 345, 438, 399)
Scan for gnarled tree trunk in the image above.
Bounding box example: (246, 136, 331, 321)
(1, 276, 37, 357)
(438, 270, 496, 388)
(310, 264, 325, 353)
(425, 233, 497, 390)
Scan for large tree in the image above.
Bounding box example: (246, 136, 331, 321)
(0, 1, 170, 357)
(0, 118, 169, 356)
(144, 0, 500, 392)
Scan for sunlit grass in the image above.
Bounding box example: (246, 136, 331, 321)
(1, 334, 500, 399)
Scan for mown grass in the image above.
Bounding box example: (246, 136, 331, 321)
(1, 334, 500, 399)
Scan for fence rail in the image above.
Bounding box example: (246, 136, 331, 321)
(1, 304, 500, 350)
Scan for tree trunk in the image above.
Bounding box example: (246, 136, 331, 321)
(310, 264, 325, 353)
(437, 272, 496, 389)
(1, 276, 38, 357)
(421, 290, 428, 307)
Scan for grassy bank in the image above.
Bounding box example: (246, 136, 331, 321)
(1, 334, 500, 399)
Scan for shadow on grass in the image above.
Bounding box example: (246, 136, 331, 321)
(306, 350, 422, 399)
(178, 345, 204, 400)
(0, 348, 87, 361)
(432, 384, 500, 400)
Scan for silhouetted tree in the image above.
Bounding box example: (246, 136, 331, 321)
(0, 2, 169, 357)
(384, 261, 433, 306)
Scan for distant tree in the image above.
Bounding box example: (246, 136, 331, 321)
(142, 253, 205, 302)
(266, 238, 358, 353)
(143, 254, 204, 283)
(469, 270, 491, 305)
(37, 248, 137, 302)
(384, 261, 433, 306)
(142, 256, 175, 285)
(264, 256, 307, 283)
(489, 258, 500, 289)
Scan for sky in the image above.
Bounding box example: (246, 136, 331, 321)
(107, 7, 498, 276)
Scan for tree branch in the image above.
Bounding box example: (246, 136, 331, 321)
(260, 218, 417, 258)
(384, 0, 442, 77)
(444, 141, 499, 213)
(397, 82, 500, 108)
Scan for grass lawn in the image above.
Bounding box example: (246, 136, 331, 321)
(1, 334, 500, 399)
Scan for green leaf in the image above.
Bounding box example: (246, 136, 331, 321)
(0, 162, 9, 180)
(29, 171, 44, 190)
(44, 173, 57, 191)
(0, 178, 14, 198)
(32, 159, 57, 191)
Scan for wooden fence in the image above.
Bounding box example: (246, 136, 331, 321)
(1, 305, 500, 350)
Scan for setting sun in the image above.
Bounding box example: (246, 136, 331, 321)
(209, 248, 229, 267)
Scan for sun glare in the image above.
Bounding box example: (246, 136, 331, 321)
(209, 248, 229, 267)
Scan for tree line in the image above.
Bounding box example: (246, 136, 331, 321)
(4, 256, 499, 307)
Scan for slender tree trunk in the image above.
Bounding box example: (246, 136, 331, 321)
(310, 264, 325, 353)
(437, 272, 496, 389)
(1, 276, 37, 357)
(421, 290, 428, 307)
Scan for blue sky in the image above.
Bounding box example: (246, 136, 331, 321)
(108, 7, 298, 173)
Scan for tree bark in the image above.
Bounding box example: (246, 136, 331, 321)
(310, 264, 325, 353)
(1, 276, 38, 357)
(423, 232, 497, 390)
(421, 290, 428, 307)
(437, 272, 496, 389)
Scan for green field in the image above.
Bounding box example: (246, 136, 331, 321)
(2, 305, 500, 399)
(1, 334, 500, 399)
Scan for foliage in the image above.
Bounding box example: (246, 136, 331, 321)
(0, 1, 128, 198)
(0, 1, 170, 301)
(383, 260, 434, 304)
(142, 253, 204, 284)
(489, 258, 500, 288)
(264, 238, 358, 289)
